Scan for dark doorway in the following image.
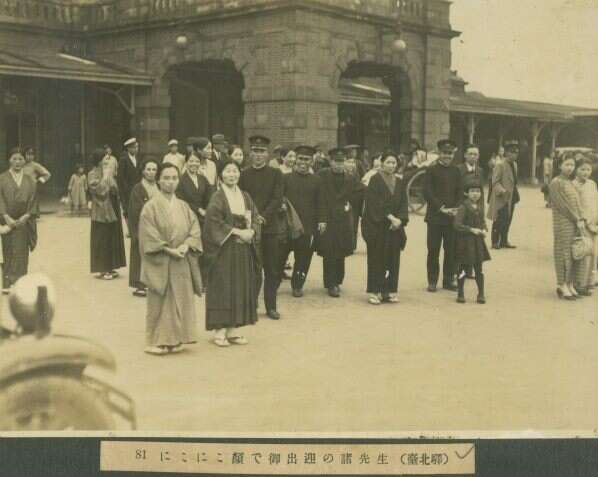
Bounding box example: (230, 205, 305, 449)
(168, 60, 244, 146)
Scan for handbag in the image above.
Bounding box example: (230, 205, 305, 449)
(572, 231, 593, 261)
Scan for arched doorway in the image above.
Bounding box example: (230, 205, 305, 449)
(167, 60, 244, 145)
(338, 61, 412, 153)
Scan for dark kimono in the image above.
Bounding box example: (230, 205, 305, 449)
(203, 188, 261, 331)
(128, 181, 158, 289)
(315, 169, 359, 259)
(362, 172, 409, 294)
(454, 199, 491, 266)
(0, 172, 38, 288)
(176, 172, 213, 285)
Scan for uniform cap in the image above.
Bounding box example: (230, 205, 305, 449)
(168, 139, 178, 146)
(124, 137, 137, 147)
(437, 139, 457, 152)
(249, 135, 271, 149)
(295, 145, 316, 158)
(328, 147, 346, 161)
(211, 134, 225, 145)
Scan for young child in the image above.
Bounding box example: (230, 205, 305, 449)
(454, 179, 491, 304)
(68, 164, 88, 216)
(572, 157, 598, 293)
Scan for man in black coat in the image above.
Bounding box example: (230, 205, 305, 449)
(117, 137, 142, 229)
(211, 133, 229, 164)
(423, 139, 462, 292)
(316, 148, 362, 298)
(279, 145, 321, 297)
(239, 135, 284, 320)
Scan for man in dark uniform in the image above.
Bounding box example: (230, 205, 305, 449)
(423, 139, 462, 292)
(457, 143, 484, 278)
(279, 145, 321, 297)
(239, 135, 284, 320)
(211, 134, 228, 163)
(316, 148, 361, 298)
(118, 137, 142, 229)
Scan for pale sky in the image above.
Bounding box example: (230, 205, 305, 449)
(450, 0, 598, 108)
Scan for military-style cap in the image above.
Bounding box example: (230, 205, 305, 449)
(168, 139, 178, 146)
(187, 136, 200, 146)
(295, 145, 316, 158)
(124, 137, 137, 147)
(437, 139, 457, 152)
(192, 137, 210, 150)
(504, 140, 520, 152)
(211, 133, 225, 145)
(249, 135, 271, 150)
(328, 147, 346, 162)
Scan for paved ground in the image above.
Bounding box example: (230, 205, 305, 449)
(11, 187, 598, 433)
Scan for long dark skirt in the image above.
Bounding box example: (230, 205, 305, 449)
(129, 238, 144, 288)
(2, 225, 30, 288)
(205, 239, 259, 331)
(90, 196, 126, 274)
(365, 236, 401, 294)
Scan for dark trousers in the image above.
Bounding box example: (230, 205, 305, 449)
(492, 202, 516, 246)
(323, 257, 345, 289)
(426, 223, 456, 285)
(256, 233, 280, 311)
(366, 242, 400, 294)
(279, 234, 314, 290)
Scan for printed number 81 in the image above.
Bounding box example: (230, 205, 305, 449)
(136, 449, 147, 460)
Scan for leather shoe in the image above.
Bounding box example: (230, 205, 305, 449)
(266, 310, 280, 320)
(292, 288, 303, 298)
(427, 284, 437, 292)
(503, 243, 516, 249)
(328, 286, 340, 298)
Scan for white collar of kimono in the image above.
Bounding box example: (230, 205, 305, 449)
(10, 169, 23, 184)
(222, 184, 246, 215)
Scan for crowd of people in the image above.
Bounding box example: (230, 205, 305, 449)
(0, 133, 595, 355)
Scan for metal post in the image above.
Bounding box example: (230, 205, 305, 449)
(80, 83, 86, 165)
(530, 121, 539, 185)
(467, 113, 476, 144)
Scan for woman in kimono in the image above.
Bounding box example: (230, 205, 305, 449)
(361, 151, 408, 305)
(128, 159, 159, 297)
(549, 153, 587, 300)
(0, 149, 38, 292)
(572, 157, 598, 294)
(139, 164, 203, 355)
(88, 148, 126, 280)
(203, 160, 260, 348)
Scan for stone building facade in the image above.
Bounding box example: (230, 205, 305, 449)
(0, 0, 457, 190)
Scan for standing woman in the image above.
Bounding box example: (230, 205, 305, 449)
(128, 159, 160, 297)
(176, 153, 213, 287)
(203, 160, 261, 348)
(88, 148, 126, 280)
(139, 164, 203, 355)
(0, 149, 38, 293)
(548, 153, 586, 300)
(191, 137, 217, 188)
(229, 145, 248, 170)
(362, 151, 408, 304)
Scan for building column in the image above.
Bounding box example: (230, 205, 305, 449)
(530, 120, 547, 184)
(133, 82, 170, 160)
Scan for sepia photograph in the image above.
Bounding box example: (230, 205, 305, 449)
(0, 0, 596, 440)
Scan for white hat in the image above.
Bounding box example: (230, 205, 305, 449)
(168, 139, 178, 146)
(124, 137, 137, 147)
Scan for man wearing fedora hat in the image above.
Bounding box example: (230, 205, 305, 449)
(211, 134, 228, 163)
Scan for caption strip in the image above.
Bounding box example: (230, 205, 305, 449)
(100, 441, 475, 475)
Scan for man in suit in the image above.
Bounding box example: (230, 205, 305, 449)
(487, 141, 520, 249)
(211, 134, 228, 164)
(239, 135, 284, 320)
(117, 137, 142, 228)
(423, 139, 462, 292)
